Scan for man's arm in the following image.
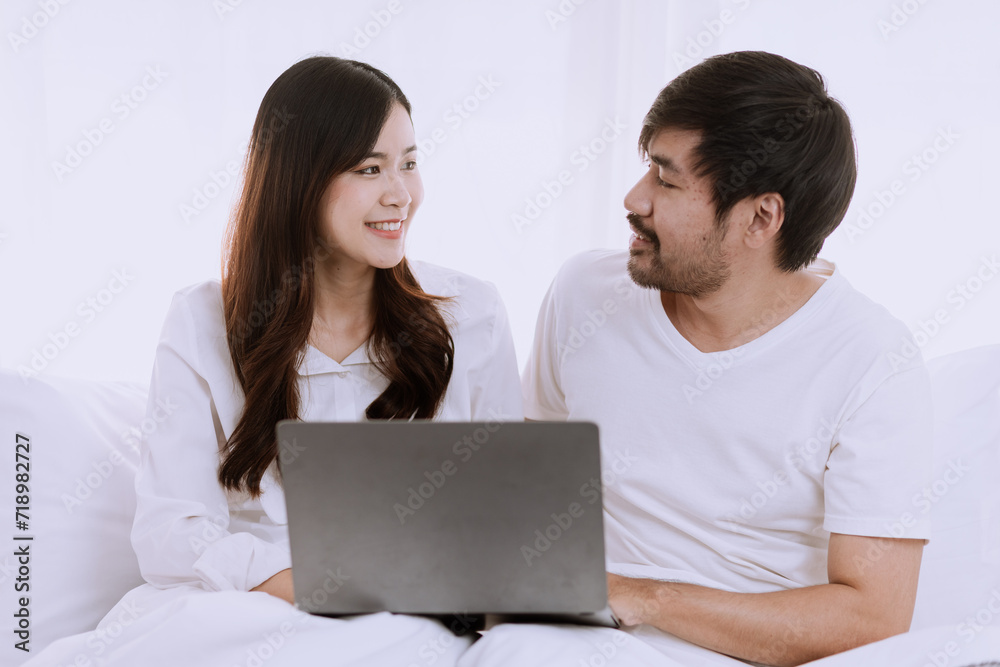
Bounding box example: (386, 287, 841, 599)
(607, 533, 923, 667)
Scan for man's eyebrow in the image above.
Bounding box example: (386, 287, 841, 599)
(649, 153, 683, 175)
(363, 145, 418, 160)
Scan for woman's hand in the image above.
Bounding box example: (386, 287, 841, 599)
(250, 568, 295, 604)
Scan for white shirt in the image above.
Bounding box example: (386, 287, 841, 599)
(131, 261, 523, 593)
(522, 249, 933, 593)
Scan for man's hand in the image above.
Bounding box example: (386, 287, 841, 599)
(607, 573, 662, 626)
(604, 534, 923, 666)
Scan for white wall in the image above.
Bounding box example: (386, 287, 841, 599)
(1, 0, 996, 385)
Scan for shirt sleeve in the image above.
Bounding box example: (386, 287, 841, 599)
(823, 364, 934, 540)
(521, 274, 570, 421)
(130, 289, 291, 592)
(468, 283, 524, 423)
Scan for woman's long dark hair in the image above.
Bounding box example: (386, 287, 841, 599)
(219, 57, 454, 497)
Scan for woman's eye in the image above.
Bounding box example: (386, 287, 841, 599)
(402, 160, 417, 170)
(358, 165, 380, 175)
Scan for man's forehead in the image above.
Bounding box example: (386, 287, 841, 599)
(646, 127, 702, 176)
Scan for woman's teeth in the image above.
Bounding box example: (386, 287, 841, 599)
(366, 221, 402, 231)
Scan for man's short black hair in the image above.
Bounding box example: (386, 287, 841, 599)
(639, 51, 857, 272)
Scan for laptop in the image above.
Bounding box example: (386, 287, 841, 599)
(276, 420, 619, 628)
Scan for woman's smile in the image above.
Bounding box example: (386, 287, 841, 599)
(364, 219, 404, 239)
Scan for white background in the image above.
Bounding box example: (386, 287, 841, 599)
(1, 0, 997, 385)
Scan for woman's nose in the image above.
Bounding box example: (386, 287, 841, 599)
(381, 172, 412, 209)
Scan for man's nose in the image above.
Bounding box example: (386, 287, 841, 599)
(624, 173, 652, 218)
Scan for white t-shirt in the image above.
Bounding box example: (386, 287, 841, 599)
(522, 249, 933, 594)
(131, 261, 523, 593)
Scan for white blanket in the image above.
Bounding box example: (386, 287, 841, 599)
(22, 584, 473, 667)
(23, 583, 1000, 667)
(457, 622, 1000, 667)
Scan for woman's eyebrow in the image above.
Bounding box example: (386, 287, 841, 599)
(364, 145, 418, 159)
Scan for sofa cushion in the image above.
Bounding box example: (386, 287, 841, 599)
(912, 345, 1000, 630)
(0, 371, 147, 664)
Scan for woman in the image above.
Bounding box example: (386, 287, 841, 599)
(25, 57, 522, 666)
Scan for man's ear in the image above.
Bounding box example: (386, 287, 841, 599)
(745, 193, 784, 249)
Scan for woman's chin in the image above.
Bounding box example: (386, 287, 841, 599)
(370, 251, 407, 270)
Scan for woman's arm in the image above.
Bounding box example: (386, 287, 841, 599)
(467, 282, 524, 421)
(251, 568, 295, 604)
(131, 285, 291, 593)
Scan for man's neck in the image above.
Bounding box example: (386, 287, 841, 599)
(660, 267, 827, 353)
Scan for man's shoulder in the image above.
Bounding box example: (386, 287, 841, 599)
(817, 268, 925, 374)
(550, 249, 634, 298)
(558, 248, 629, 278)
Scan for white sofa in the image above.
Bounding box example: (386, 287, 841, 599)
(1, 346, 998, 666)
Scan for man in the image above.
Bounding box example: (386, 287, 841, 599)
(460, 51, 932, 666)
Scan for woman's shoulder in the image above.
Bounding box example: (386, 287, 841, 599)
(409, 260, 504, 312)
(157, 279, 230, 366)
(172, 278, 223, 309)
(408, 260, 508, 344)
(162, 279, 225, 334)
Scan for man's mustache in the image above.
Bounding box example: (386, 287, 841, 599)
(627, 212, 658, 244)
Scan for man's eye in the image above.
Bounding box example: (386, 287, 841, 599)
(657, 178, 675, 188)
(358, 165, 380, 175)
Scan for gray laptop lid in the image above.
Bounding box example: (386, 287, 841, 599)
(277, 420, 607, 616)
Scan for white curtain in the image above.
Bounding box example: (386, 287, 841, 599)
(1, 0, 996, 384)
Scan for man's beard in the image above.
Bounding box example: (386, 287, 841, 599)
(626, 212, 732, 297)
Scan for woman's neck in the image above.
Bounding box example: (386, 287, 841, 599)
(309, 261, 377, 363)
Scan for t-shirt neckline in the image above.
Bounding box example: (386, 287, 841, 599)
(644, 259, 843, 367)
